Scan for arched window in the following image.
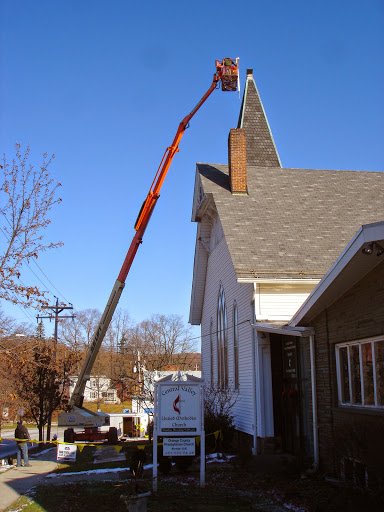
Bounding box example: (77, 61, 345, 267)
(217, 283, 228, 388)
(233, 301, 239, 389)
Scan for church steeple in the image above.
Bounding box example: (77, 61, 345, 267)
(238, 69, 281, 167)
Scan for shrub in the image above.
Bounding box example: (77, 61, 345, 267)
(203, 383, 238, 450)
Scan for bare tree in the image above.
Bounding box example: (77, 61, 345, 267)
(60, 308, 101, 350)
(127, 314, 198, 413)
(0, 363, 19, 435)
(2, 337, 79, 441)
(0, 308, 34, 337)
(0, 143, 63, 308)
(0, 309, 16, 336)
(203, 382, 239, 449)
(107, 309, 134, 401)
(132, 314, 196, 371)
(60, 308, 101, 375)
(59, 311, 198, 410)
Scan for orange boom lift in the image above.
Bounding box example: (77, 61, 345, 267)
(59, 58, 239, 442)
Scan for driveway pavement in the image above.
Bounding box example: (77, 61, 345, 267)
(0, 444, 129, 511)
(0, 448, 58, 512)
(0, 439, 38, 462)
(1, 426, 66, 441)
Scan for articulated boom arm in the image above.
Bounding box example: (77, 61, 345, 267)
(67, 58, 239, 412)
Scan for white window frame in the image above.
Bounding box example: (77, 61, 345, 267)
(233, 301, 239, 389)
(335, 335, 384, 409)
(217, 283, 228, 388)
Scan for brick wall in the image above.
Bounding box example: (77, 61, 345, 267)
(228, 128, 247, 194)
(310, 260, 384, 478)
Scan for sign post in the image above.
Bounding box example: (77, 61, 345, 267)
(153, 373, 204, 490)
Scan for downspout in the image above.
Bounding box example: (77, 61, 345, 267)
(251, 283, 258, 454)
(252, 327, 259, 454)
(309, 334, 319, 467)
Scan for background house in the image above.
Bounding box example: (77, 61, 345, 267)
(190, 68, 384, 457)
(68, 375, 120, 405)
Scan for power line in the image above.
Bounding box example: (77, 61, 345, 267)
(13, 301, 36, 324)
(0, 218, 68, 305)
(30, 259, 71, 305)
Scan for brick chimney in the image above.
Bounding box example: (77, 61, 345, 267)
(228, 128, 247, 194)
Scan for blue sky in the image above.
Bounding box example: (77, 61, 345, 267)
(1, 0, 383, 338)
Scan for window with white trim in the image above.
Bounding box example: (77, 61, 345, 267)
(233, 301, 239, 389)
(217, 283, 228, 388)
(336, 337, 384, 408)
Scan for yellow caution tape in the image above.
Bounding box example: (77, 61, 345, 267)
(1, 430, 223, 451)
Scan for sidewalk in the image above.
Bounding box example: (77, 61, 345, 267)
(0, 445, 127, 511)
(0, 459, 59, 512)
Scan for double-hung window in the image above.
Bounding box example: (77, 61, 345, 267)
(336, 336, 384, 408)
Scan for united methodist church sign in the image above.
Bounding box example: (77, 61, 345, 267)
(159, 381, 201, 433)
(153, 372, 205, 489)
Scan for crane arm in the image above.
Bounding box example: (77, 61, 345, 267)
(118, 70, 222, 282)
(67, 58, 239, 413)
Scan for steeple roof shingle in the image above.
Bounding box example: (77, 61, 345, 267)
(238, 69, 281, 167)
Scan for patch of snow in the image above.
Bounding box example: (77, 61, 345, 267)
(283, 503, 307, 512)
(6, 499, 31, 511)
(44, 453, 235, 479)
(0, 463, 15, 473)
(205, 453, 235, 464)
(46, 463, 154, 479)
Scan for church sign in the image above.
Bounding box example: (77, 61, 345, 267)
(158, 382, 201, 434)
(153, 373, 205, 490)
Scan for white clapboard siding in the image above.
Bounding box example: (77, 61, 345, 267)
(201, 235, 255, 436)
(257, 283, 317, 321)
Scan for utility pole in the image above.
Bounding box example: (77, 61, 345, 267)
(37, 297, 75, 352)
(37, 297, 75, 440)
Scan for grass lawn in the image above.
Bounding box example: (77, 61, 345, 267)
(82, 401, 132, 414)
(53, 439, 152, 474)
(4, 448, 384, 512)
(4, 476, 275, 512)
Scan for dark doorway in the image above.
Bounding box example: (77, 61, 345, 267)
(270, 334, 311, 456)
(123, 417, 133, 436)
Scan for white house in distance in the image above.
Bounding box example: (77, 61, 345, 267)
(132, 369, 202, 416)
(68, 375, 120, 405)
(189, 68, 384, 457)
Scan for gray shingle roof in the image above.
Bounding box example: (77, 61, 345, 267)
(197, 163, 384, 279)
(238, 71, 281, 167)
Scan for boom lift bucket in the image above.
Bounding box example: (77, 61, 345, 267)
(216, 57, 239, 91)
